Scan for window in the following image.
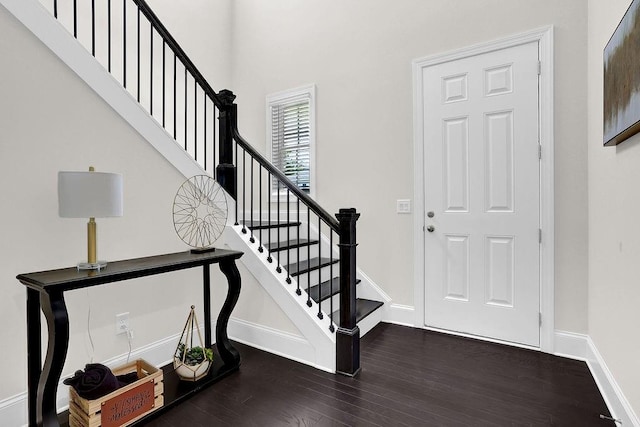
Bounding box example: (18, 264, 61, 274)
(267, 85, 315, 197)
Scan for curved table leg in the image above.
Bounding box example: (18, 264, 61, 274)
(27, 288, 41, 427)
(216, 258, 241, 367)
(38, 290, 69, 427)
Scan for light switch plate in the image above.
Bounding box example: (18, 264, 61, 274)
(397, 199, 411, 214)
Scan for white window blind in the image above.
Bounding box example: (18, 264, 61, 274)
(267, 85, 315, 196)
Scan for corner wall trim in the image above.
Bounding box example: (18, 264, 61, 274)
(554, 330, 639, 426)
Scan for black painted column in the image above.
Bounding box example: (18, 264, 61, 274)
(335, 208, 361, 377)
(217, 89, 237, 200)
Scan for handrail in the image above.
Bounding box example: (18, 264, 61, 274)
(232, 129, 340, 231)
(45, 0, 362, 374)
(131, 0, 223, 108)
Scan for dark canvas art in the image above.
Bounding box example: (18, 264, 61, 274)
(604, 0, 640, 146)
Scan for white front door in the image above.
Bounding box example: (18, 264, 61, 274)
(422, 40, 540, 347)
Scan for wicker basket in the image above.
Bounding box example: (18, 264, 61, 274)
(68, 359, 163, 427)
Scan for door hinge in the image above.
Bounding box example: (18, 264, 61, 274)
(539, 228, 542, 244)
(539, 312, 542, 326)
(538, 143, 542, 160)
(537, 61, 542, 75)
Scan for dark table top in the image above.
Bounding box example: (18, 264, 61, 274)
(17, 249, 243, 292)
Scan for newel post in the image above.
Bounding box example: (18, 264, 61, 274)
(217, 89, 237, 199)
(336, 208, 361, 376)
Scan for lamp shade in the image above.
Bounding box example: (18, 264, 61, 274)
(58, 171, 123, 218)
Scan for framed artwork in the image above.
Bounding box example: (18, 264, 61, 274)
(604, 0, 640, 146)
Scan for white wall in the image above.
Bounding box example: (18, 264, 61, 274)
(146, 0, 232, 91)
(228, 0, 589, 333)
(0, 1, 302, 409)
(588, 0, 640, 416)
(0, 3, 202, 400)
(11, 0, 639, 418)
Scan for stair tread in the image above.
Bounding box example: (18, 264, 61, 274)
(308, 277, 362, 303)
(332, 299, 384, 324)
(265, 239, 319, 252)
(244, 221, 301, 230)
(284, 257, 338, 276)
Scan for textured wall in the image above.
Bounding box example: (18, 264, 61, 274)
(228, 0, 589, 333)
(588, 0, 640, 417)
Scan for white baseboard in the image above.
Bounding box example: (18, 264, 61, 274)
(0, 393, 27, 427)
(553, 330, 589, 361)
(554, 330, 639, 426)
(227, 317, 331, 373)
(383, 303, 416, 327)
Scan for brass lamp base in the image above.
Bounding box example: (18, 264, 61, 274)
(81, 216, 108, 270)
(77, 261, 108, 271)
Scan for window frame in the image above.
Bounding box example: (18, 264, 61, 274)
(266, 84, 316, 200)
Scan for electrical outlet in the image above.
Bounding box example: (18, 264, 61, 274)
(116, 312, 129, 335)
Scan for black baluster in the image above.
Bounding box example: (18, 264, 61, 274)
(267, 173, 273, 263)
(318, 219, 323, 319)
(296, 199, 301, 295)
(234, 138, 238, 226)
(213, 105, 217, 179)
(150, 25, 153, 116)
(184, 69, 187, 150)
(91, 0, 95, 56)
(286, 189, 291, 284)
(54, 0, 57, 18)
(162, 42, 165, 127)
(194, 80, 197, 161)
(249, 158, 255, 243)
(258, 166, 263, 252)
(329, 230, 335, 332)
(73, 0, 77, 38)
(242, 149, 246, 233)
(204, 94, 207, 171)
(173, 54, 177, 139)
(276, 182, 282, 274)
(137, 7, 140, 102)
(107, 0, 111, 72)
(306, 209, 311, 307)
(123, 0, 126, 88)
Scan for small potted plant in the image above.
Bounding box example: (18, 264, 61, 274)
(173, 306, 214, 381)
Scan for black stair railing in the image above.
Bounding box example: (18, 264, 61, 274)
(45, 0, 361, 375)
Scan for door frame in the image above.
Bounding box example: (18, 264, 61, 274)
(412, 26, 555, 353)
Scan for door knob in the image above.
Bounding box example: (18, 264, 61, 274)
(427, 225, 435, 232)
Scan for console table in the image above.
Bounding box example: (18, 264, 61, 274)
(17, 249, 243, 427)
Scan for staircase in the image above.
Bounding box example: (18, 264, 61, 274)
(5, 0, 386, 375)
(241, 219, 384, 335)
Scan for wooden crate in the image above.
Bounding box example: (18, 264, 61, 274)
(68, 359, 164, 427)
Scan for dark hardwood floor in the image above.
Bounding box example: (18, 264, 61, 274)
(146, 323, 613, 426)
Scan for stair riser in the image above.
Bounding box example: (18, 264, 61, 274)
(291, 267, 338, 286)
(318, 293, 341, 316)
(242, 224, 302, 243)
(269, 245, 326, 265)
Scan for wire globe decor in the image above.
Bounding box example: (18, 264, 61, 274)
(173, 175, 227, 251)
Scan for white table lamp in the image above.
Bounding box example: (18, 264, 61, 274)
(58, 166, 123, 270)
